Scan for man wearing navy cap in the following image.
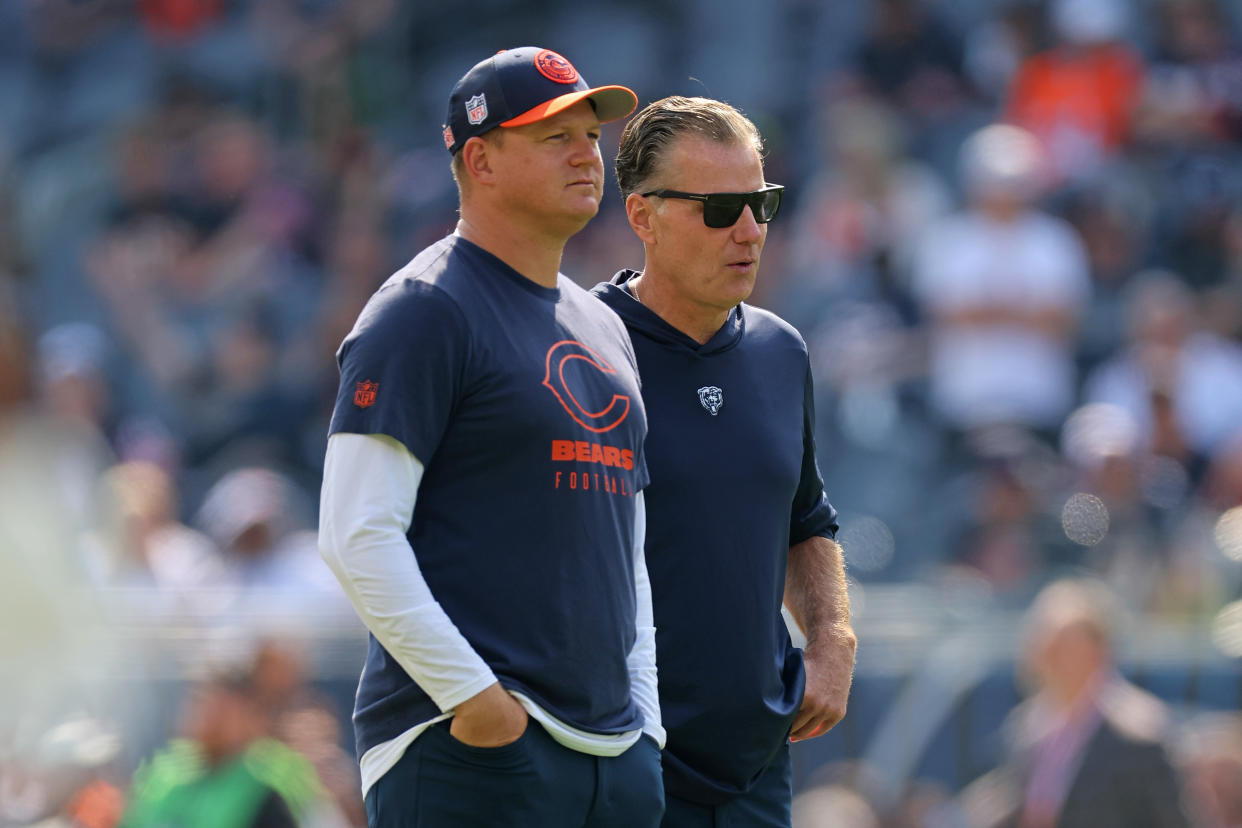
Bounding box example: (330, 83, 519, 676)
(318, 48, 664, 826)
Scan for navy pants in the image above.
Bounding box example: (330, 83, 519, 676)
(365, 720, 664, 827)
(660, 743, 792, 828)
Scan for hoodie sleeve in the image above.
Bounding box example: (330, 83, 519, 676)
(790, 359, 839, 545)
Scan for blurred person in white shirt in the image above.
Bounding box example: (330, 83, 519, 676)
(1085, 270, 1242, 472)
(912, 124, 1090, 439)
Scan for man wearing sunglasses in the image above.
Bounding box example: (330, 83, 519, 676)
(320, 48, 665, 827)
(594, 96, 856, 827)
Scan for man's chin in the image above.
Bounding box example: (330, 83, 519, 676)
(722, 271, 758, 303)
(569, 194, 602, 216)
(557, 201, 601, 235)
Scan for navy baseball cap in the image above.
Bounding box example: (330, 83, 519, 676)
(442, 47, 637, 155)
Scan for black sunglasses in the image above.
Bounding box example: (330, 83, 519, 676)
(641, 183, 785, 228)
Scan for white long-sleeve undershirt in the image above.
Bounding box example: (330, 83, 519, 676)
(318, 432, 663, 796)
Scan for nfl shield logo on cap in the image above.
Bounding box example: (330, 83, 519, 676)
(443, 46, 636, 154)
(465, 94, 488, 125)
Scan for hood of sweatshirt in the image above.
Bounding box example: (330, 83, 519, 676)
(591, 269, 745, 357)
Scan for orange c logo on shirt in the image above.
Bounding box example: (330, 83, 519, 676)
(542, 340, 630, 433)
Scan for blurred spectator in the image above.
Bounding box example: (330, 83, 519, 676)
(1204, 435, 1242, 511)
(35, 323, 114, 441)
(1145, 151, 1242, 298)
(1060, 179, 1156, 375)
(16, 0, 144, 154)
(250, 0, 400, 141)
(307, 214, 389, 377)
(848, 0, 985, 177)
(0, 308, 121, 693)
(87, 108, 320, 473)
(0, 304, 137, 828)
(911, 124, 1090, 438)
(181, 309, 307, 469)
(958, 578, 1191, 827)
(249, 641, 364, 828)
(790, 96, 950, 317)
(1177, 712, 1242, 828)
(1058, 403, 1217, 614)
(1084, 271, 1242, 476)
(193, 467, 313, 584)
(853, 0, 973, 124)
(1134, 0, 1242, 150)
(118, 661, 328, 828)
(92, 460, 223, 596)
(1004, 0, 1144, 183)
(191, 466, 347, 618)
(792, 783, 881, 828)
(0, 715, 125, 828)
(943, 430, 1071, 596)
(964, 2, 1045, 104)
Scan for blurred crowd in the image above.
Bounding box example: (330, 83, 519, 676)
(792, 578, 1240, 828)
(0, 637, 366, 827)
(782, 0, 1242, 615)
(6, 0, 1242, 825)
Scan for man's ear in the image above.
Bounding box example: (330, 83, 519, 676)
(626, 192, 658, 245)
(461, 136, 497, 186)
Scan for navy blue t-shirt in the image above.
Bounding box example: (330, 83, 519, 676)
(330, 236, 649, 759)
(594, 271, 839, 805)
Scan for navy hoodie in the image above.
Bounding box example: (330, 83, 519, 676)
(593, 270, 838, 805)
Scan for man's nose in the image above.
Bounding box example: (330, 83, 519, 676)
(731, 205, 763, 243)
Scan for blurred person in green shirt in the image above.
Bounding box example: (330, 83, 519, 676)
(119, 665, 330, 828)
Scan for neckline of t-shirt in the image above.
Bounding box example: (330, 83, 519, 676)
(453, 235, 562, 302)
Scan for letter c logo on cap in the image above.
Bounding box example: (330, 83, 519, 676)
(534, 50, 579, 84)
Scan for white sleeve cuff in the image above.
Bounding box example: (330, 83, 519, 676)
(626, 492, 665, 748)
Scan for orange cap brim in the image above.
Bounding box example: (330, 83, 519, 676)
(500, 85, 638, 128)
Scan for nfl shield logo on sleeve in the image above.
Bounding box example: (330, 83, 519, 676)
(465, 94, 488, 125)
(354, 380, 379, 409)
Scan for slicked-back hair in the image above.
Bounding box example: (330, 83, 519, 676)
(615, 96, 763, 199)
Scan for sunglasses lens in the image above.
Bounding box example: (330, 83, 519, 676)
(703, 196, 745, 228)
(700, 189, 783, 227)
(756, 188, 782, 222)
